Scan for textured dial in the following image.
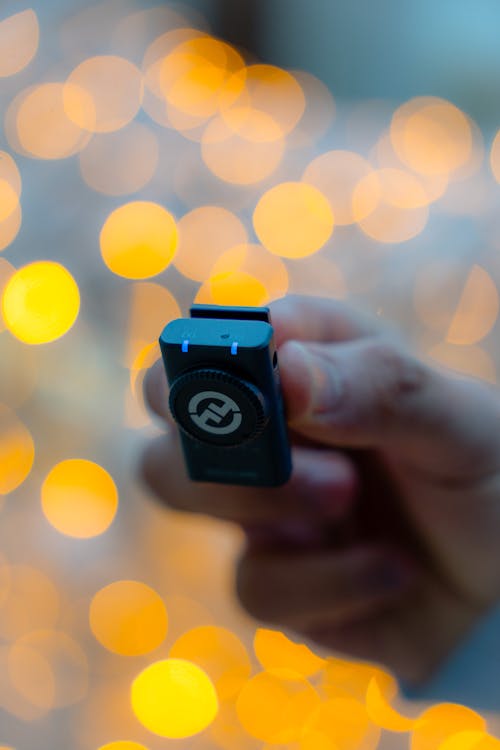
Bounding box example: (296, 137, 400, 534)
(169, 368, 269, 447)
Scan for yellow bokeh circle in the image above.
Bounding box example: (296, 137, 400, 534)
(0, 180, 19, 223)
(12, 83, 92, 160)
(0, 9, 39, 78)
(0, 406, 34, 495)
(100, 202, 178, 279)
(236, 668, 320, 744)
(41, 459, 118, 538)
(89, 580, 168, 656)
(195, 243, 289, 306)
(490, 129, 500, 183)
(253, 182, 334, 258)
(64, 55, 143, 133)
(98, 744, 149, 750)
(0, 204, 22, 253)
(169, 625, 251, 701)
(411, 703, 486, 750)
(131, 658, 218, 738)
(8, 629, 89, 710)
(253, 628, 325, 678)
(391, 97, 472, 176)
(2, 261, 80, 344)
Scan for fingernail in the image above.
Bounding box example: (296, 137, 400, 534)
(292, 342, 343, 417)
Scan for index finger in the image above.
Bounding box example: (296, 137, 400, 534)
(269, 294, 390, 348)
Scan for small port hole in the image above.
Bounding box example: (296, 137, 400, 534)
(272, 351, 278, 368)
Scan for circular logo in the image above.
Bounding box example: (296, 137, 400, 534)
(188, 390, 242, 435)
(169, 368, 268, 447)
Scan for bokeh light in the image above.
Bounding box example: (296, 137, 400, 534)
(201, 113, 285, 184)
(0, 406, 34, 495)
(209, 702, 258, 750)
(287, 70, 336, 149)
(427, 343, 496, 383)
(220, 64, 306, 137)
(125, 282, 180, 368)
(0, 565, 59, 641)
(98, 744, 149, 750)
(0, 181, 19, 223)
(413, 260, 499, 344)
(41, 459, 118, 538)
(0, 204, 22, 252)
(2, 261, 80, 344)
(411, 704, 486, 750)
(174, 206, 247, 281)
(64, 56, 143, 133)
(322, 657, 395, 702)
(302, 692, 380, 750)
(0, 9, 39, 78)
(8, 629, 88, 709)
(77, 676, 148, 748)
(446, 265, 499, 345)
(373, 132, 450, 207)
(0, 151, 21, 199)
(490, 130, 500, 182)
(112, 4, 194, 61)
(169, 625, 251, 701)
(391, 97, 473, 176)
(196, 243, 289, 306)
(159, 36, 245, 119)
(303, 150, 373, 225)
(100, 201, 178, 279)
(0, 159, 21, 250)
(131, 658, 219, 738)
(79, 122, 159, 196)
(0, 259, 15, 330)
(7, 83, 92, 160)
(142, 28, 206, 96)
(253, 182, 334, 258)
(353, 168, 429, 243)
(206, 271, 267, 307)
(365, 676, 415, 731)
(1, 2, 500, 745)
(0, 642, 52, 721)
(253, 628, 326, 678)
(89, 580, 168, 656)
(438, 732, 492, 750)
(236, 668, 321, 744)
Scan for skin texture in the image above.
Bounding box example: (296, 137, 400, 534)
(140, 295, 500, 685)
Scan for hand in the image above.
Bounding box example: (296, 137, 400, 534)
(140, 295, 500, 685)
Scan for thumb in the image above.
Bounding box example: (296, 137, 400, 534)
(278, 337, 500, 480)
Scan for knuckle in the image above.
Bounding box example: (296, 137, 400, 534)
(368, 339, 427, 420)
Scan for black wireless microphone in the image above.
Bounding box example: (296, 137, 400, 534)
(159, 304, 292, 486)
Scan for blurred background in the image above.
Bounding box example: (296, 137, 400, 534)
(1, 1, 500, 748)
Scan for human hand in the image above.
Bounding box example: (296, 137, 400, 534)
(140, 295, 500, 684)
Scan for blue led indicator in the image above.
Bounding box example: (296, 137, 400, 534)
(182, 339, 189, 353)
(231, 342, 238, 355)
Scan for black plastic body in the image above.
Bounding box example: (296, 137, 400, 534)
(159, 305, 292, 486)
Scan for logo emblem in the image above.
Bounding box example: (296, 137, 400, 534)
(188, 390, 242, 435)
